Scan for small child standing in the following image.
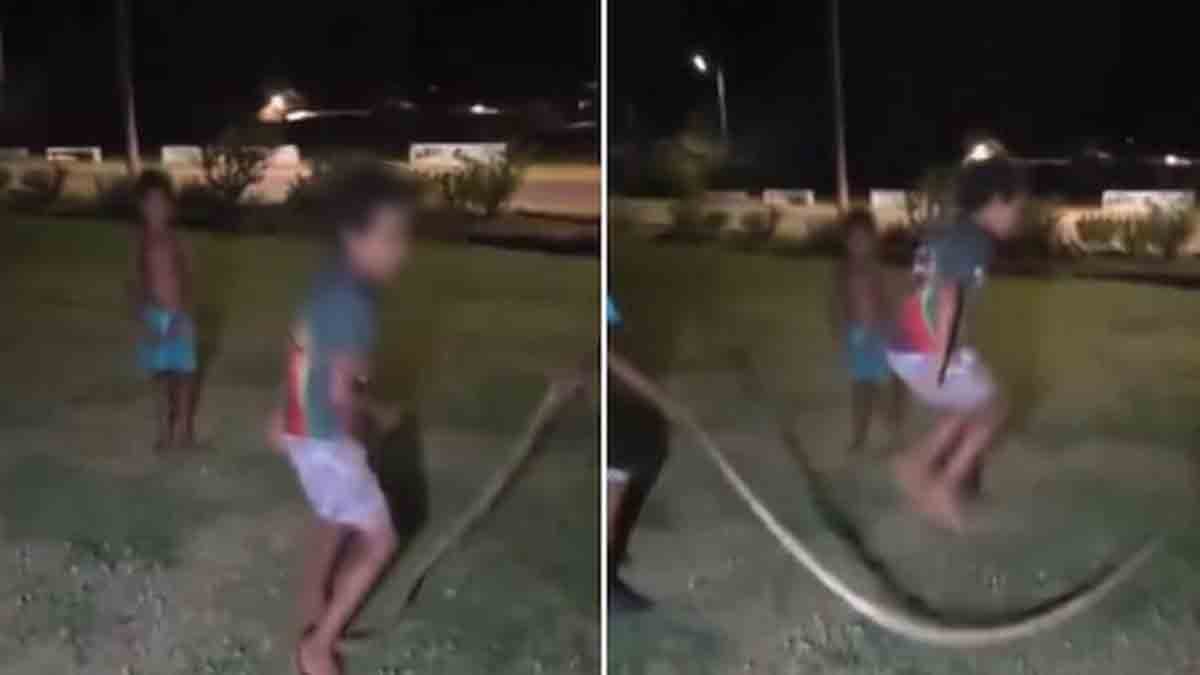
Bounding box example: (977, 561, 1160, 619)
(268, 163, 416, 675)
(131, 170, 198, 451)
(831, 209, 904, 453)
(886, 158, 1025, 530)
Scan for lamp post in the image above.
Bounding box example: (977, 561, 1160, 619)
(691, 53, 729, 145)
(115, 0, 142, 174)
(830, 0, 849, 212)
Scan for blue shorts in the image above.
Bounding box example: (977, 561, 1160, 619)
(846, 324, 889, 383)
(138, 305, 197, 374)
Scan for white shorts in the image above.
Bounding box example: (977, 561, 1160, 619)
(886, 348, 997, 412)
(283, 435, 392, 533)
(606, 467, 631, 484)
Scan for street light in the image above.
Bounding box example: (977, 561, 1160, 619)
(691, 52, 729, 145)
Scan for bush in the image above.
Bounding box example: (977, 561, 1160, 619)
(0, 165, 11, 192)
(439, 156, 525, 217)
(997, 197, 1060, 260)
(1075, 207, 1193, 258)
(202, 126, 273, 205)
(9, 165, 68, 212)
(648, 130, 723, 199)
(906, 165, 958, 227)
(177, 182, 238, 230)
(735, 207, 781, 245)
(657, 199, 720, 242)
(93, 175, 136, 219)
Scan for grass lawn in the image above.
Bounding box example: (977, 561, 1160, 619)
(609, 238, 1200, 675)
(0, 216, 599, 674)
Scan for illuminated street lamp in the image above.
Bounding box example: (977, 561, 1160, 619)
(691, 52, 729, 145)
(259, 90, 294, 123)
(965, 139, 1005, 164)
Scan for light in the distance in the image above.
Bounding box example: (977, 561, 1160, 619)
(966, 142, 996, 163)
(692, 53, 709, 74)
(1165, 154, 1192, 167)
(469, 103, 500, 115)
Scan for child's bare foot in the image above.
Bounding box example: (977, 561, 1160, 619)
(891, 454, 926, 502)
(921, 482, 966, 532)
(296, 634, 340, 675)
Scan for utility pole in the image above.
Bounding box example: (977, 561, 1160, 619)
(116, 0, 142, 174)
(830, 0, 849, 212)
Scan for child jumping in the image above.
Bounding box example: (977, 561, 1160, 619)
(131, 170, 198, 451)
(887, 158, 1025, 530)
(267, 163, 417, 675)
(831, 208, 905, 453)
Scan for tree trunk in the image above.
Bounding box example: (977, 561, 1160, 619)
(115, 0, 141, 175)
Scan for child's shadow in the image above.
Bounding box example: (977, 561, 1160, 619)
(367, 412, 430, 545)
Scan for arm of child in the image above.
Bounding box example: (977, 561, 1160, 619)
(829, 264, 847, 348)
(932, 281, 962, 385)
(266, 404, 287, 453)
(330, 353, 370, 438)
(609, 349, 664, 404)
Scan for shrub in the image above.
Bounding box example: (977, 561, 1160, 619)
(439, 156, 525, 217)
(658, 199, 719, 242)
(9, 165, 68, 212)
(177, 182, 237, 230)
(998, 197, 1060, 260)
(736, 207, 781, 244)
(93, 175, 136, 219)
(906, 165, 958, 227)
(1074, 208, 1193, 258)
(0, 165, 11, 192)
(202, 126, 272, 205)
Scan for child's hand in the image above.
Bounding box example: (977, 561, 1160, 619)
(266, 408, 287, 454)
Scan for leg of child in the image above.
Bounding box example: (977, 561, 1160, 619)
(940, 396, 1008, 502)
(153, 373, 173, 452)
(886, 375, 907, 440)
(297, 517, 344, 637)
(892, 413, 968, 507)
(849, 380, 877, 453)
(175, 373, 198, 446)
(301, 522, 397, 674)
(606, 476, 627, 562)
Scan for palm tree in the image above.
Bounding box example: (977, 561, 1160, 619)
(115, 0, 141, 174)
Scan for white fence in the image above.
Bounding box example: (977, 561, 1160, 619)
(410, 143, 507, 172)
(869, 189, 911, 211)
(46, 146, 102, 163)
(161, 145, 203, 166)
(763, 189, 815, 206)
(1101, 190, 1195, 212)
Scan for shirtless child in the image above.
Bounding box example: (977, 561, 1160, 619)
(831, 209, 905, 453)
(131, 171, 198, 451)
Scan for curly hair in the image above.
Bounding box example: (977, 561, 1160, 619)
(956, 158, 1026, 213)
(132, 169, 176, 203)
(321, 161, 422, 235)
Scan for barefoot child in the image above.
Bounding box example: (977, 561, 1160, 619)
(267, 163, 417, 675)
(831, 208, 905, 453)
(131, 171, 198, 450)
(886, 158, 1025, 530)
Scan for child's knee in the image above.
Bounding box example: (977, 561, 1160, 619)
(364, 522, 397, 559)
(978, 394, 1008, 426)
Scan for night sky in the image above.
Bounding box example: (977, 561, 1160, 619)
(1, 0, 599, 148)
(611, 0, 1200, 185)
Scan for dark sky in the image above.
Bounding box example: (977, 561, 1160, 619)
(611, 0, 1200, 179)
(1, 0, 599, 147)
